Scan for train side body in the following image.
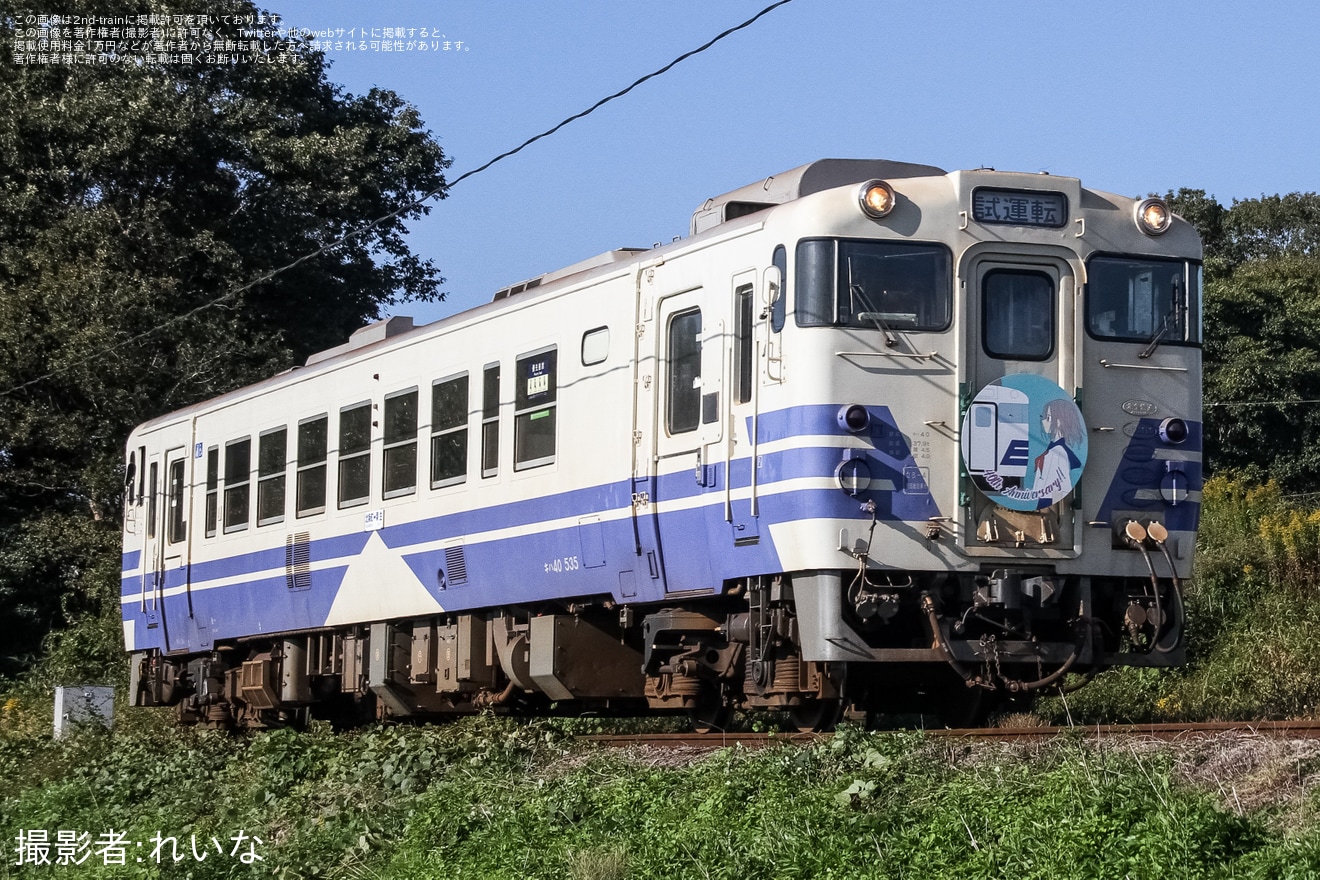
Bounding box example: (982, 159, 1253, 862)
(122, 160, 1202, 728)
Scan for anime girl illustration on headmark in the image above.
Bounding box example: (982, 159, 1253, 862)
(960, 374, 1088, 512)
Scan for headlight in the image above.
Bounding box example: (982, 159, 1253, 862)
(1135, 198, 1172, 236)
(858, 180, 896, 218)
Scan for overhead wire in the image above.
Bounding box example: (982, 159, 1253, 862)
(0, 0, 798, 399)
(1204, 399, 1320, 407)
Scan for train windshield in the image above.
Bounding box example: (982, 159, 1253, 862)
(796, 239, 952, 331)
(1086, 256, 1202, 346)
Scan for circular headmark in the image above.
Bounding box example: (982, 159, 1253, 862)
(959, 374, 1088, 512)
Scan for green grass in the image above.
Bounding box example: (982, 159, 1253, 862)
(9, 474, 1320, 876)
(3, 716, 1320, 879)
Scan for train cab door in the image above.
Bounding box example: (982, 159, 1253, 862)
(726, 271, 761, 545)
(134, 451, 163, 635)
(959, 253, 1081, 556)
(652, 287, 724, 594)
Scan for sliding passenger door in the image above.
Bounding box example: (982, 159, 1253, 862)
(159, 445, 197, 649)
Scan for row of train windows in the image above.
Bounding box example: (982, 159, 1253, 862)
(191, 346, 561, 538)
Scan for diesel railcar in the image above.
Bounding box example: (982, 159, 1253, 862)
(123, 159, 1202, 730)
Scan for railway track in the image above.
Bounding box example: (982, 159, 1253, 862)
(582, 720, 1320, 749)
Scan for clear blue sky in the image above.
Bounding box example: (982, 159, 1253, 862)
(270, 0, 1320, 325)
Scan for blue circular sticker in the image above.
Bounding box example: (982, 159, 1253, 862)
(960, 374, 1088, 511)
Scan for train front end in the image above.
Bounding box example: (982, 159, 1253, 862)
(758, 166, 1201, 720)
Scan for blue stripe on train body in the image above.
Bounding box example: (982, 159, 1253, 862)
(122, 403, 940, 653)
(1094, 418, 1203, 533)
(750, 404, 940, 522)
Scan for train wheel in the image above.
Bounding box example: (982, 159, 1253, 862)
(788, 698, 843, 733)
(688, 689, 732, 734)
(933, 685, 994, 729)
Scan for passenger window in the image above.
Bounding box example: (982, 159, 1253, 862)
(515, 348, 557, 470)
(223, 438, 251, 533)
(667, 308, 702, 435)
(167, 458, 187, 544)
(338, 403, 371, 508)
(204, 447, 219, 537)
(431, 375, 468, 488)
(983, 270, 1054, 360)
(257, 428, 287, 526)
(734, 285, 754, 404)
(481, 364, 500, 479)
(296, 416, 328, 517)
(383, 389, 418, 498)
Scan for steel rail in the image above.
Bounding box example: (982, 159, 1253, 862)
(582, 720, 1320, 749)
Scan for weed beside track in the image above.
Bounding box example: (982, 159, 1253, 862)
(4, 714, 1320, 879)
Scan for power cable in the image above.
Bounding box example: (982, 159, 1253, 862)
(0, 0, 798, 399)
(1205, 399, 1320, 408)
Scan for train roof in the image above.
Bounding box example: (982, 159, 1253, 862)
(127, 158, 1190, 438)
(689, 158, 946, 235)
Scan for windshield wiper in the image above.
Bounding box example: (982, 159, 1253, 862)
(846, 257, 898, 347)
(852, 290, 898, 347)
(1139, 277, 1185, 359)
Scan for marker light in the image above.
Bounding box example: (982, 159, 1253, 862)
(1158, 417, 1188, 444)
(1160, 469, 1189, 506)
(1136, 198, 1173, 236)
(837, 404, 871, 433)
(858, 180, 897, 218)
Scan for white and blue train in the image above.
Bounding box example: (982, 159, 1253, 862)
(123, 159, 1202, 729)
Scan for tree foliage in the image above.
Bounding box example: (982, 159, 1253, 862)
(0, 0, 449, 675)
(1167, 189, 1320, 491)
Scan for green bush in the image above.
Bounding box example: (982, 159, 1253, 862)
(1043, 476, 1320, 723)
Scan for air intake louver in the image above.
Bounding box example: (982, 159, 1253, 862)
(285, 532, 312, 591)
(444, 545, 468, 585)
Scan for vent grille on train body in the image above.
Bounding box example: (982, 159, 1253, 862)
(444, 545, 468, 585)
(285, 532, 312, 591)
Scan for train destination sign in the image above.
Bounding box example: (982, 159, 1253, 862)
(972, 188, 1067, 228)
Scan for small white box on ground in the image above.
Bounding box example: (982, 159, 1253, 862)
(53, 686, 114, 738)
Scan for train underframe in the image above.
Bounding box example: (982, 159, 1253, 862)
(131, 566, 1184, 732)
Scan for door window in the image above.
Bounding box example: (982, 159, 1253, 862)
(983, 270, 1054, 360)
(666, 308, 702, 435)
(167, 458, 186, 544)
